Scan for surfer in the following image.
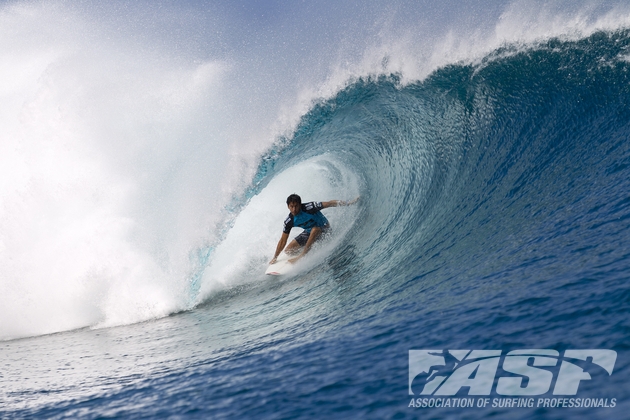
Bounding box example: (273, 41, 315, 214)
(270, 194, 359, 265)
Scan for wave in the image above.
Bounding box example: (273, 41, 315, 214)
(197, 29, 630, 309)
(2, 0, 630, 342)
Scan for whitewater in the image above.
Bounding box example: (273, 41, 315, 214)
(2, 1, 630, 418)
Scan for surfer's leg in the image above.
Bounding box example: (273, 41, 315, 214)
(284, 239, 303, 255)
(285, 229, 313, 254)
(320, 224, 331, 240)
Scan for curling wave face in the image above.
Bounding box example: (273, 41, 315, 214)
(214, 30, 630, 324)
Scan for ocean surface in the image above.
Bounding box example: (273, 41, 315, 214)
(2, 1, 630, 419)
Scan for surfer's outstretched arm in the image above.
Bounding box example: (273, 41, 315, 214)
(321, 196, 360, 209)
(270, 232, 289, 264)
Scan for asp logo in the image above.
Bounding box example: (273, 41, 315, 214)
(409, 349, 617, 396)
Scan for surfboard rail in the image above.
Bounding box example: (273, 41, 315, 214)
(265, 254, 293, 275)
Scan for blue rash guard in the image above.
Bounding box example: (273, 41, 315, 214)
(283, 202, 330, 245)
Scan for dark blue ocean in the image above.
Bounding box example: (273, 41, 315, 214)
(2, 2, 630, 419)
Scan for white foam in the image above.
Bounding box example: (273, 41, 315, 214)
(0, 3, 247, 339)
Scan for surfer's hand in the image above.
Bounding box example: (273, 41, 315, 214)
(347, 196, 360, 205)
(269, 257, 277, 265)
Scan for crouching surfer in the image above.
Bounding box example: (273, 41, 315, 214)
(269, 194, 359, 265)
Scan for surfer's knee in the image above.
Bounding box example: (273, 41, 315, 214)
(285, 240, 301, 254)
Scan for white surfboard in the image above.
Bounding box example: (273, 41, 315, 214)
(265, 253, 294, 276)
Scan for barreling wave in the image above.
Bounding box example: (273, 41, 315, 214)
(207, 29, 630, 307)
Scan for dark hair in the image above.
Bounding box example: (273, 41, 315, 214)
(286, 194, 301, 205)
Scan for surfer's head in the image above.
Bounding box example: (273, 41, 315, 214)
(286, 194, 301, 206)
(286, 194, 302, 216)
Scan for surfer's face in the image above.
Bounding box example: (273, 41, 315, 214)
(288, 201, 301, 216)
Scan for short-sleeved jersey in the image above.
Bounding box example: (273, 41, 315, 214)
(283, 201, 329, 234)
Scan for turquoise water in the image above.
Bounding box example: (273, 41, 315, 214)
(2, 4, 630, 419)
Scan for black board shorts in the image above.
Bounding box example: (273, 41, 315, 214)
(294, 224, 331, 246)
